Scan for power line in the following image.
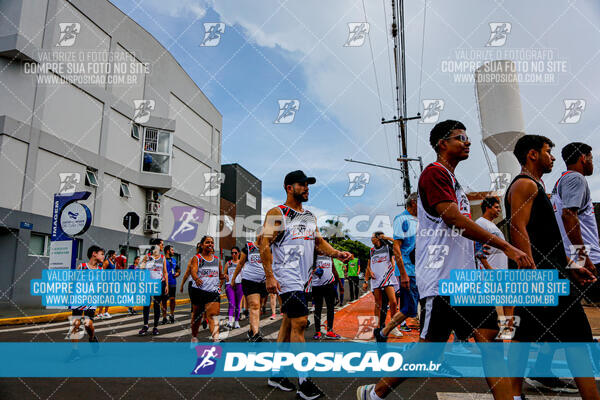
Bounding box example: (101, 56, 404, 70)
(416, 0, 427, 156)
(361, 0, 395, 171)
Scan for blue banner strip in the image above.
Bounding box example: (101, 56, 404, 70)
(1, 342, 598, 378)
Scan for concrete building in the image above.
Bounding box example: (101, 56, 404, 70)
(0, 0, 222, 308)
(220, 164, 262, 256)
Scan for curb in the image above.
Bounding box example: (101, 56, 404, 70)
(0, 299, 191, 326)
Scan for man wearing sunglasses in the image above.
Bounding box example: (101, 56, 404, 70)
(357, 120, 533, 400)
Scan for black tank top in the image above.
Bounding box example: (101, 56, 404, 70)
(504, 174, 568, 277)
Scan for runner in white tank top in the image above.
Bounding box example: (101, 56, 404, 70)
(189, 236, 225, 342)
(69, 245, 104, 348)
(363, 233, 398, 332)
(356, 120, 532, 399)
(232, 240, 268, 341)
(259, 170, 353, 397)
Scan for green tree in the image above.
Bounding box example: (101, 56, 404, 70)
(320, 219, 370, 271)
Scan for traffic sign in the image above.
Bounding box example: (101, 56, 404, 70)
(123, 212, 140, 230)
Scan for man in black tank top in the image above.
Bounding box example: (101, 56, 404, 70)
(505, 135, 599, 399)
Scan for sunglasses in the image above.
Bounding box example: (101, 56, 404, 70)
(444, 134, 470, 143)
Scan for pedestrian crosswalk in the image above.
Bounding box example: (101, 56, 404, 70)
(0, 305, 294, 342)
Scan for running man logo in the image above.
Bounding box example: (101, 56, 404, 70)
(485, 22, 511, 47)
(58, 173, 81, 194)
(66, 316, 90, 340)
(201, 172, 225, 197)
(496, 315, 521, 340)
(568, 244, 591, 269)
(191, 345, 222, 375)
(274, 100, 299, 124)
(344, 22, 370, 47)
(355, 316, 379, 340)
(560, 99, 586, 124)
(489, 172, 511, 196)
(200, 23, 225, 47)
(169, 206, 205, 242)
(132, 100, 155, 124)
(420, 99, 444, 124)
(345, 172, 370, 197)
(282, 245, 304, 268)
(56, 23, 80, 47)
(426, 245, 449, 269)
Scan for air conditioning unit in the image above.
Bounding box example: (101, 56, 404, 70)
(146, 201, 160, 214)
(144, 214, 161, 233)
(147, 190, 161, 203)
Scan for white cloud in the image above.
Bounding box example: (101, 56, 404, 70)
(142, 0, 207, 19)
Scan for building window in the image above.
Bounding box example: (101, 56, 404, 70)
(142, 128, 172, 174)
(29, 233, 50, 256)
(120, 181, 131, 198)
(131, 123, 141, 140)
(246, 192, 256, 209)
(85, 169, 98, 187)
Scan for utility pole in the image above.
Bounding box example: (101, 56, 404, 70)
(387, 0, 420, 200)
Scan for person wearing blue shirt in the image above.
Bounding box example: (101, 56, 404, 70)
(162, 245, 180, 324)
(373, 193, 419, 342)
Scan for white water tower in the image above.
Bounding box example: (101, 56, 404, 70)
(475, 60, 525, 182)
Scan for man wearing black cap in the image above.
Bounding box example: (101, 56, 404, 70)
(259, 170, 353, 400)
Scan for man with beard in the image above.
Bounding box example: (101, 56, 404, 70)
(505, 135, 599, 400)
(260, 170, 353, 400)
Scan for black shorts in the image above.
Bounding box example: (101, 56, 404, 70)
(280, 290, 309, 318)
(72, 309, 95, 320)
(513, 293, 593, 342)
(189, 286, 220, 310)
(168, 285, 176, 298)
(419, 296, 498, 342)
(242, 279, 267, 297)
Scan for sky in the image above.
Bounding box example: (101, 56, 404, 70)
(109, 0, 600, 241)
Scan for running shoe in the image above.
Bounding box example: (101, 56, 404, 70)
(267, 377, 295, 392)
(398, 324, 411, 332)
(297, 378, 324, 400)
(313, 332, 323, 340)
(152, 327, 159, 335)
(356, 384, 375, 400)
(325, 331, 341, 340)
(138, 325, 149, 335)
(201, 319, 208, 330)
(233, 321, 240, 329)
(224, 322, 233, 330)
(96, 313, 104, 320)
(161, 317, 168, 325)
(270, 314, 277, 320)
(373, 328, 388, 343)
(525, 377, 578, 393)
(432, 361, 462, 378)
(169, 314, 175, 324)
(103, 312, 112, 319)
(390, 327, 404, 337)
(247, 331, 263, 342)
(131, 309, 137, 315)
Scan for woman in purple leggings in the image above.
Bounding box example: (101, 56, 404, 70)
(224, 247, 243, 329)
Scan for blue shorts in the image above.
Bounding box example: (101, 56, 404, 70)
(398, 276, 419, 317)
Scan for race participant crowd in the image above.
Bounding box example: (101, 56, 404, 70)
(68, 119, 600, 400)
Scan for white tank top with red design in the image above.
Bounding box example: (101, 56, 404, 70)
(415, 162, 476, 299)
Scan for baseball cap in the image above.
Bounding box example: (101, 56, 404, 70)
(284, 170, 316, 188)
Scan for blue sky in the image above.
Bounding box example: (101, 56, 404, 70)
(109, 0, 600, 239)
